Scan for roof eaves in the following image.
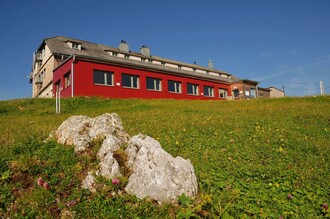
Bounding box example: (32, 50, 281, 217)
(72, 55, 232, 84)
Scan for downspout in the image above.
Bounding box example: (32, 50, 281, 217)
(71, 55, 75, 97)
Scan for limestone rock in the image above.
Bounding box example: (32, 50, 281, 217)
(54, 113, 129, 152)
(82, 172, 96, 192)
(97, 135, 121, 159)
(98, 152, 122, 179)
(124, 134, 198, 203)
(53, 113, 198, 203)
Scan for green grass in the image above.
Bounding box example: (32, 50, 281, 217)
(0, 96, 329, 218)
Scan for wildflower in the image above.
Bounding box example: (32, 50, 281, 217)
(322, 203, 329, 210)
(37, 177, 44, 186)
(112, 178, 120, 185)
(66, 200, 77, 207)
(43, 182, 50, 190)
(287, 194, 293, 200)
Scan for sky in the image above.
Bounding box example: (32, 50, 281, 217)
(0, 0, 330, 100)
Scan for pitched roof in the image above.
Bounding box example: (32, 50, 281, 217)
(41, 36, 234, 83)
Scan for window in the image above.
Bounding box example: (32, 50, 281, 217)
(168, 80, 181, 93)
(93, 70, 113, 86)
(219, 89, 228, 98)
(250, 88, 256, 98)
(204, 86, 214, 97)
(74, 43, 81, 50)
(64, 72, 71, 88)
(124, 54, 130, 58)
(187, 83, 199, 95)
(178, 65, 182, 69)
(147, 77, 162, 91)
(122, 74, 139, 88)
(161, 62, 165, 66)
(112, 52, 118, 56)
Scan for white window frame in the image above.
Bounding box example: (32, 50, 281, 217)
(147, 77, 162, 91)
(219, 89, 228, 99)
(122, 74, 139, 89)
(64, 72, 71, 88)
(93, 70, 114, 86)
(187, 83, 199, 95)
(204, 86, 214, 97)
(168, 80, 182, 93)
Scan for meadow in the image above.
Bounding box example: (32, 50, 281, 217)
(0, 96, 329, 218)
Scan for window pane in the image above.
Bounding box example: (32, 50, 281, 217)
(155, 79, 161, 90)
(132, 75, 138, 88)
(122, 74, 131, 87)
(106, 73, 112, 85)
(219, 89, 228, 98)
(94, 70, 105, 84)
(147, 77, 155, 90)
(147, 77, 161, 91)
(94, 70, 113, 85)
(175, 83, 180, 92)
(204, 86, 214, 97)
(187, 83, 198, 95)
(122, 74, 139, 88)
(168, 80, 175, 92)
(168, 80, 181, 93)
(64, 72, 71, 88)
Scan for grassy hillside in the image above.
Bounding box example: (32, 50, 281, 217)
(0, 96, 329, 218)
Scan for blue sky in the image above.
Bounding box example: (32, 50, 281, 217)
(0, 0, 330, 100)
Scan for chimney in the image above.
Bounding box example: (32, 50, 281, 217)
(119, 40, 129, 52)
(140, 45, 150, 57)
(208, 59, 214, 69)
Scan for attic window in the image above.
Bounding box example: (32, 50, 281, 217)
(72, 42, 81, 50)
(67, 41, 81, 50)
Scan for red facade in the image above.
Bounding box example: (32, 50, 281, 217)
(53, 57, 231, 100)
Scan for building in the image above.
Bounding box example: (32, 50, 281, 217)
(269, 87, 285, 98)
(258, 87, 271, 98)
(230, 79, 259, 100)
(29, 36, 271, 100)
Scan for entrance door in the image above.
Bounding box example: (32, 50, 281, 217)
(233, 89, 239, 99)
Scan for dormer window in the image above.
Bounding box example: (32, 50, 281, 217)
(72, 42, 81, 50)
(66, 41, 81, 50)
